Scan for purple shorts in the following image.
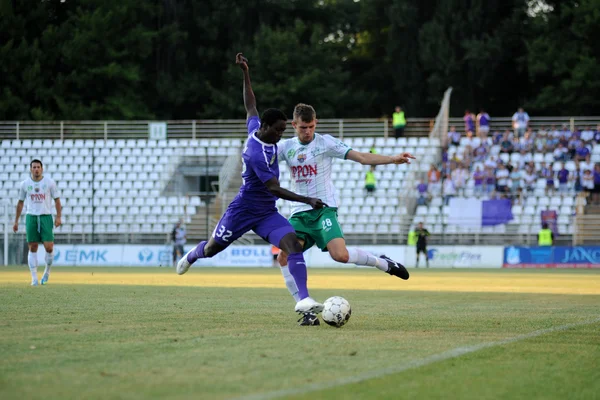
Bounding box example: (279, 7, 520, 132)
(212, 199, 295, 247)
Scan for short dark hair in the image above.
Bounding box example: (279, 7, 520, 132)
(542, 222, 548, 229)
(260, 108, 287, 128)
(30, 159, 43, 168)
(293, 103, 316, 122)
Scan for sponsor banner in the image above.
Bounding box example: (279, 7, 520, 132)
(188, 245, 272, 268)
(404, 246, 503, 268)
(503, 246, 600, 268)
(305, 246, 405, 268)
(36, 244, 273, 267)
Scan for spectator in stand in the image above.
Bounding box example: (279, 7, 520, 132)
(416, 180, 429, 206)
(473, 166, 485, 198)
(575, 142, 590, 162)
(546, 132, 559, 152)
(495, 163, 510, 193)
(594, 124, 600, 143)
(500, 132, 514, 154)
(534, 129, 547, 152)
(509, 166, 522, 193)
(520, 130, 534, 152)
(464, 110, 475, 135)
(550, 124, 561, 139)
(512, 107, 530, 138)
(451, 163, 468, 196)
(523, 166, 537, 192)
(463, 130, 476, 148)
(518, 149, 533, 169)
(572, 126, 582, 140)
(540, 162, 555, 195)
(392, 106, 406, 138)
(511, 135, 522, 153)
(506, 160, 515, 174)
(485, 166, 496, 195)
(443, 177, 456, 205)
(476, 109, 490, 138)
(473, 142, 488, 162)
(560, 124, 572, 141)
(364, 166, 377, 196)
(573, 162, 583, 193)
(553, 143, 568, 161)
(581, 126, 595, 145)
(492, 130, 503, 145)
(485, 155, 498, 170)
(514, 187, 526, 205)
(428, 164, 442, 195)
(593, 164, 600, 205)
(537, 125, 548, 137)
(568, 135, 582, 160)
(448, 126, 461, 147)
(557, 163, 569, 193)
(580, 154, 594, 174)
(582, 169, 594, 195)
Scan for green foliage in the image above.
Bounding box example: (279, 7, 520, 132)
(1, 0, 598, 120)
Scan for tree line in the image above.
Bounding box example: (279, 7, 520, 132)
(1, 0, 599, 121)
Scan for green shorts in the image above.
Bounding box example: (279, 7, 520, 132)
(289, 207, 344, 252)
(26, 215, 55, 243)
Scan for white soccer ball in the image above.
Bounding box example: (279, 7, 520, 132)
(322, 296, 351, 327)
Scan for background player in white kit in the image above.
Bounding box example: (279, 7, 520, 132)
(277, 104, 414, 307)
(13, 160, 62, 286)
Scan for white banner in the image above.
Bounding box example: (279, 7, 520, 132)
(36, 244, 273, 267)
(35, 244, 503, 268)
(403, 245, 503, 268)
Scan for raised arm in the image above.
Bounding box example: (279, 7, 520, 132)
(346, 150, 416, 165)
(236, 53, 259, 118)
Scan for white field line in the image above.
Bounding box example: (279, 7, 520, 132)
(233, 317, 600, 400)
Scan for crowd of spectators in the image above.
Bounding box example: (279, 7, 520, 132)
(418, 109, 600, 208)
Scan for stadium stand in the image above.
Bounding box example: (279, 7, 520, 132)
(1, 110, 599, 247)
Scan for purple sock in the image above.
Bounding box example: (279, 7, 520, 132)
(187, 241, 207, 264)
(287, 252, 309, 300)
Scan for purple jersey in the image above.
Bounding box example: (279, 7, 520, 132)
(557, 169, 569, 183)
(239, 116, 279, 207)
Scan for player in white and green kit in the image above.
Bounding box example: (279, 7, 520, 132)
(277, 104, 414, 320)
(13, 159, 62, 286)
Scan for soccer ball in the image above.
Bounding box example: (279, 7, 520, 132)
(322, 296, 351, 328)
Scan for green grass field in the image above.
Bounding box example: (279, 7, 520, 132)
(1, 267, 599, 400)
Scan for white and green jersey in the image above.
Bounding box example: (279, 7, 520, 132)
(18, 176, 59, 215)
(277, 133, 352, 215)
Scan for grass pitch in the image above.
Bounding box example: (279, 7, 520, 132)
(1, 267, 599, 400)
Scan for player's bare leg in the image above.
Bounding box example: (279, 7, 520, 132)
(41, 241, 54, 285)
(27, 242, 39, 286)
(176, 237, 227, 275)
(327, 238, 409, 280)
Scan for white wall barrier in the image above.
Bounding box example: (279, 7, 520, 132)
(34, 244, 504, 268)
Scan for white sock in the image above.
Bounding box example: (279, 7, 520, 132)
(280, 265, 301, 302)
(28, 251, 39, 282)
(44, 251, 53, 276)
(347, 248, 389, 272)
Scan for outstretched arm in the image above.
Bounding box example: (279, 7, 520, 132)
(264, 178, 326, 209)
(346, 150, 416, 165)
(236, 53, 259, 119)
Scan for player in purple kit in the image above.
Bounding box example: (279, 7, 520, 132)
(177, 53, 327, 317)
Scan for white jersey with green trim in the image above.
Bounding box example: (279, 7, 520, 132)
(18, 176, 60, 215)
(277, 133, 352, 215)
